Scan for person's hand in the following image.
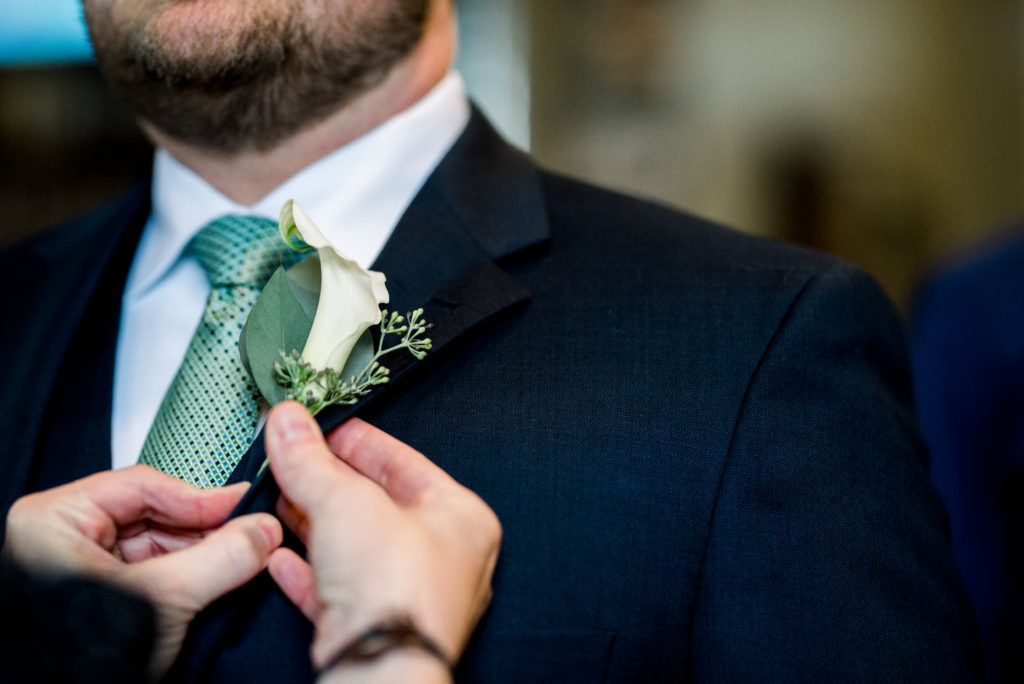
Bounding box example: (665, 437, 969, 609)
(264, 403, 501, 683)
(2, 465, 283, 678)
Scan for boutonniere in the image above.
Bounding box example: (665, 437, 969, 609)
(240, 199, 431, 417)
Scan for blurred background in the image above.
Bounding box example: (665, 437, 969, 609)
(1, 0, 1023, 310)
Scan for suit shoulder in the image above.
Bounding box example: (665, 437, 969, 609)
(0, 183, 148, 265)
(528, 169, 902, 380)
(0, 183, 148, 316)
(536, 169, 869, 285)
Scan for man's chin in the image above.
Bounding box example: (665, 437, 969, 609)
(127, 6, 283, 83)
(86, 0, 430, 153)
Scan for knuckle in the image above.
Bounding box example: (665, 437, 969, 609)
(6, 497, 28, 523)
(467, 496, 502, 547)
(220, 532, 254, 570)
(5, 496, 44, 541)
(7, 493, 41, 520)
(220, 524, 265, 570)
(480, 507, 502, 544)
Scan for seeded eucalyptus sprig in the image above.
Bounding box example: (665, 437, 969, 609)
(273, 308, 432, 415)
(378, 308, 432, 361)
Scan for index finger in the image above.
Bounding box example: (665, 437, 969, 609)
(325, 418, 457, 506)
(67, 465, 250, 529)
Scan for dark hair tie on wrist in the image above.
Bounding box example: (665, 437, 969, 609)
(317, 616, 452, 678)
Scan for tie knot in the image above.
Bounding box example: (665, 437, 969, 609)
(188, 215, 302, 288)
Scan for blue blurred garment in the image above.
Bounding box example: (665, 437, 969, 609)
(911, 230, 1024, 683)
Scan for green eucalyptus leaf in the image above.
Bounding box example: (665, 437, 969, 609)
(240, 266, 314, 405)
(238, 319, 252, 375)
(283, 254, 321, 321)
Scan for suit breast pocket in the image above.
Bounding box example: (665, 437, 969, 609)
(455, 629, 617, 683)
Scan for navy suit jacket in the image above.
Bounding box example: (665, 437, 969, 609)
(0, 110, 982, 682)
(911, 229, 1024, 683)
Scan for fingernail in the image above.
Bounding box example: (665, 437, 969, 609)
(275, 405, 314, 443)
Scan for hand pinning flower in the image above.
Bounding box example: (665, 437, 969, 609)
(240, 200, 430, 416)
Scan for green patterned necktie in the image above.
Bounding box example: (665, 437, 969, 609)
(139, 215, 301, 488)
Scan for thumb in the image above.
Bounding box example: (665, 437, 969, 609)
(125, 513, 283, 610)
(122, 513, 282, 679)
(265, 402, 354, 514)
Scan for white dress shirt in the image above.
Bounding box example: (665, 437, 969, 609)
(111, 73, 470, 470)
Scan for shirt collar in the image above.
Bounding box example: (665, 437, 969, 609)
(127, 72, 470, 298)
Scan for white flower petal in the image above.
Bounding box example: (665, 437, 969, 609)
(283, 199, 330, 249)
(303, 246, 386, 370)
(279, 200, 390, 372)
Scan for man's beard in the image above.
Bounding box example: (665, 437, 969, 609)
(83, 0, 430, 154)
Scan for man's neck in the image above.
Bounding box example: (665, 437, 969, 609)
(143, 0, 454, 207)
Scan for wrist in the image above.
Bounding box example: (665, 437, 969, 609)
(318, 650, 450, 684)
(315, 616, 453, 684)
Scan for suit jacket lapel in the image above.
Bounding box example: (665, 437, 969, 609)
(226, 108, 548, 482)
